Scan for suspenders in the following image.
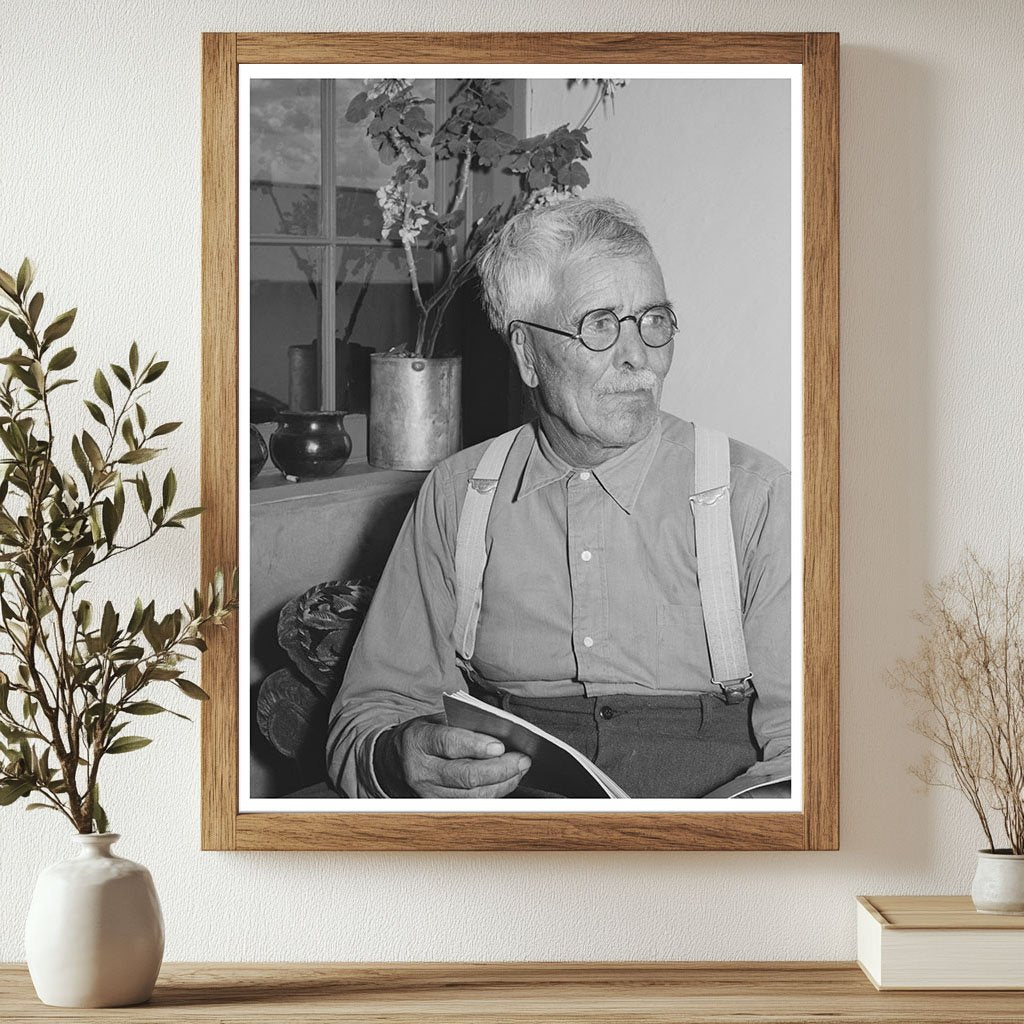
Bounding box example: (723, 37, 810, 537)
(452, 423, 752, 701)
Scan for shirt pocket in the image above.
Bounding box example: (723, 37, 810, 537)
(656, 603, 712, 691)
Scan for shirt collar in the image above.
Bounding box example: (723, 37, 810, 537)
(514, 416, 662, 514)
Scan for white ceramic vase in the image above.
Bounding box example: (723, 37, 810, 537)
(970, 849, 1024, 915)
(25, 833, 164, 1007)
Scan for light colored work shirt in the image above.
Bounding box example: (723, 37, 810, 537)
(327, 412, 791, 798)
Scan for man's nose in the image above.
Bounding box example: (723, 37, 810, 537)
(614, 316, 649, 368)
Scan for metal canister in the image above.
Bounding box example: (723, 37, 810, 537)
(368, 354, 462, 471)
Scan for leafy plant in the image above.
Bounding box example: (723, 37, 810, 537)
(894, 551, 1024, 853)
(0, 260, 237, 833)
(346, 77, 625, 358)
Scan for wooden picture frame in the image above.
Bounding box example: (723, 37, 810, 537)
(202, 32, 839, 851)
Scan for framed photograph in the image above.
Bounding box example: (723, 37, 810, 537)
(201, 32, 838, 850)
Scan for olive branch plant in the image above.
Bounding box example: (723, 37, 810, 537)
(894, 550, 1024, 854)
(0, 259, 237, 834)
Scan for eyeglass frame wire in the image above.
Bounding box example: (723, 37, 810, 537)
(507, 304, 678, 352)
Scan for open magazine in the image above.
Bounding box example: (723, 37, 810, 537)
(443, 690, 790, 800)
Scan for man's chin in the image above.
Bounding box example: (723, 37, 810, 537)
(596, 393, 659, 445)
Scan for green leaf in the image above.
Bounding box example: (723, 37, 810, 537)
(105, 735, 152, 754)
(101, 498, 117, 546)
(16, 258, 34, 298)
(162, 468, 176, 508)
(0, 269, 18, 300)
(27, 292, 43, 328)
(91, 784, 108, 833)
(136, 472, 152, 513)
(100, 601, 117, 647)
(0, 779, 33, 805)
(76, 599, 93, 630)
(83, 400, 106, 427)
(168, 507, 202, 524)
(121, 418, 137, 449)
(48, 346, 77, 371)
(0, 309, 9, 331)
(110, 363, 131, 389)
(9, 317, 32, 345)
(124, 700, 188, 719)
(42, 308, 76, 344)
(149, 421, 181, 438)
(129, 342, 139, 375)
(142, 360, 168, 383)
(26, 802, 61, 813)
(118, 448, 157, 465)
(71, 435, 92, 482)
(176, 679, 210, 701)
(136, 404, 147, 432)
(93, 369, 113, 408)
(81, 431, 105, 471)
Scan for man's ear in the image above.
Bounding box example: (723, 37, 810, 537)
(510, 326, 539, 389)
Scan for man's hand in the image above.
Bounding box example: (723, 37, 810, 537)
(389, 716, 531, 798)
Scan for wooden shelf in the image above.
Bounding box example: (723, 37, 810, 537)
(3, 962, 1024, 1022)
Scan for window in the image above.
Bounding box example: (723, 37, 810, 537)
(249, 78, 525, 476)
(250, 79, 440, 426)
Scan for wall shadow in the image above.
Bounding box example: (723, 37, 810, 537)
(836, 46, 937, 870)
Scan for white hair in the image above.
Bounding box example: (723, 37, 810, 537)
(476, 196, 655, 336)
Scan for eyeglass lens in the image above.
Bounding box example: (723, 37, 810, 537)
(579, 306, 676, 351)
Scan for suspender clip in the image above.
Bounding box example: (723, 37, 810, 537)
(717, 676, 754, 704)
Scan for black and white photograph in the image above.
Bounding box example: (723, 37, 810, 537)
(242, 65, 802, 810)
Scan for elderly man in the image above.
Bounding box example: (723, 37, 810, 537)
(327, 197, 790, 800)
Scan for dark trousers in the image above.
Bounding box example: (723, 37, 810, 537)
(472, 684, 759, 799)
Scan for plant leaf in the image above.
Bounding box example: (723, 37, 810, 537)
(42, 308, 76, 344)
(27, 292, 43, 328)
(0, 269, 18, 300)
(48, 346, 77, 371)
(93, 369, 113, 408)
(150, 422, 181, 438)
(83, 400, 106, 427)
(118, 448, 158, 465)
(16, 258, 34, 298)
(142, 360, 168, 383)
(129, 341, 139, 375)
(176, 679, 210, 701)
(91, 784, 108, 833)
(105, 735, 152, 754)
(0, 779, 33, 805)
(168, 506, 202, 524)
(162, 468, 176, 508)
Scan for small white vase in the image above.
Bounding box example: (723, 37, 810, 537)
(971, 849, 1024, 915)
(25, 833, 164, 1007)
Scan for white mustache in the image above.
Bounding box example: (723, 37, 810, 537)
(594, 371, 659, 395)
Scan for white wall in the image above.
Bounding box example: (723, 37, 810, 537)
(530, 77, 793, 466)
(2, 0, 1022, 962)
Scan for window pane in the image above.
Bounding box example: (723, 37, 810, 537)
(250, 245, 322, 416)
(335, 79, 436, 240)
(250, 80, 321, 237)
(335, 245, 434, 414)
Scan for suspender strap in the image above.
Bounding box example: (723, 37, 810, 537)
(453, 426, 524, 663)
(690, 425, 752, 703)
(453, 422, 752, 704)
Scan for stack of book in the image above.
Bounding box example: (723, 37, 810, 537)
(857, 895, 1024, 990)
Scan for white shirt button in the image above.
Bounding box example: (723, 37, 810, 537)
(583, 636, 594, 648)
(581, 550, 592, 562)
(579, 471, 591, 481)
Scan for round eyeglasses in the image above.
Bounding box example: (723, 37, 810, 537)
(508, 304, 678, 353)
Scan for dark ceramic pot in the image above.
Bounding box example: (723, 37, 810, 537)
(269, 411, 352, 481)
(249, 425, 269, 481)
